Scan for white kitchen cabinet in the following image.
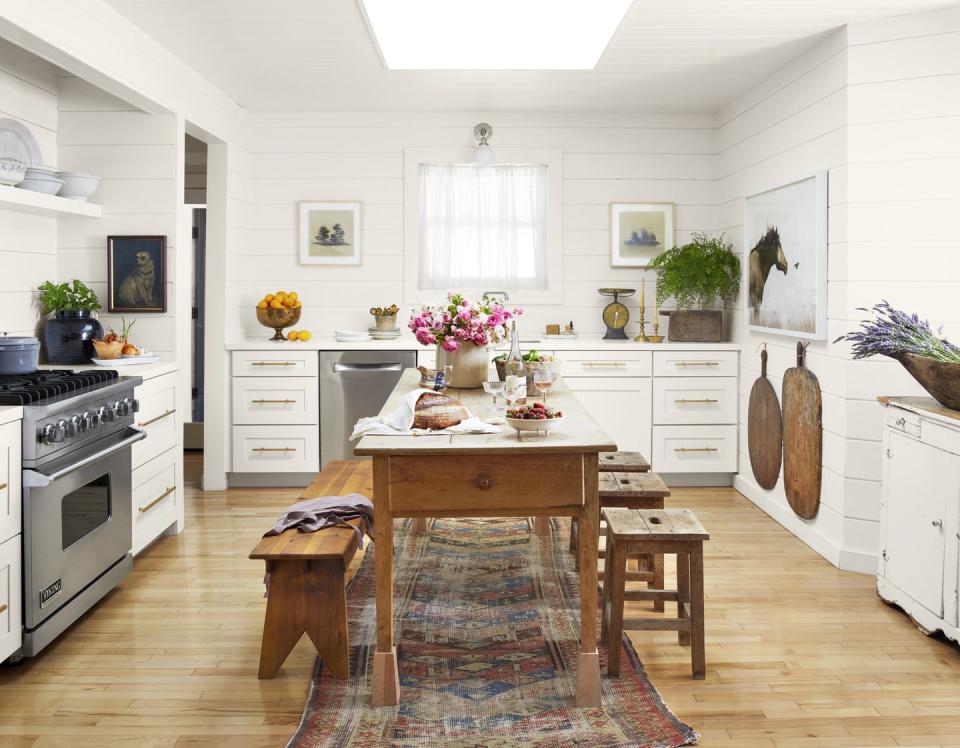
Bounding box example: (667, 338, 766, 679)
(0, 533, 21, 663)
(879, 397, 960, 643)
(0, 420, 21, 546)
(566, 377, 652, 460)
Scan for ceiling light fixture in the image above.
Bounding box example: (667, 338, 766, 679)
(473, 123, 495, 164)
(358, 0, 632, 70)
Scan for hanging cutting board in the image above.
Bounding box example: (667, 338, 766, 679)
(782, 342, 822, 519)
(748, 347, 782, 490)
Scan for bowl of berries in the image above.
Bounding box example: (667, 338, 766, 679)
(506, 401, 564, 436)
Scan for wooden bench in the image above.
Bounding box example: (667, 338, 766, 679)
(249, 461, 371, 679)
(601, 508, 709, 679)
(599, 451, 651, 473)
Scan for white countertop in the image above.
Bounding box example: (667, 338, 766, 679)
(0, 405, 23, 426)
(226, 334, 741, 352)
(40, 360, 179, 380)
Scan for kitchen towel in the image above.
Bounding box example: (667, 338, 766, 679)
(349, 387, 500, 440)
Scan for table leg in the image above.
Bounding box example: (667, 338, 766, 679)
(371, 456, 400, 706)
(533, 516, 551, 537)
(576, 452, 601, 707)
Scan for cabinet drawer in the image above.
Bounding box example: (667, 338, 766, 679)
(0, 533, 22, 662)
(233, 350, 318, 377)
(132, 450, 179, 555)
(653, 350, 738, 377)
(232, 377, 318, 425)
(886, 408, 921, 438)
(133, 383, 177, 467)
(559, 350, 652, 378)
(388, 454, 583, 514)
(232, 425, 319, 473)
(653, 377, 737, 425)
(0, 420, 21, 545)
(652, 425, 738, 473)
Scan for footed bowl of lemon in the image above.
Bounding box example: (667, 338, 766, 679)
(256, 290, 303, 341)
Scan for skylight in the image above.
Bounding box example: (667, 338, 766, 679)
(359, 0, 632, 70)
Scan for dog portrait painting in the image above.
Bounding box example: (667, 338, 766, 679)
(108, 236, 167, 313)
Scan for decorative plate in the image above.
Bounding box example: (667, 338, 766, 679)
(0, 118, 43, 167)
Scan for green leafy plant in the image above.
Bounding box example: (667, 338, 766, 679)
(648, 232, 741, 310)
(38, 279, 102, 314)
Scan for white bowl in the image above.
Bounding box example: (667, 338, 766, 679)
(506, 415, 565, 435)
(17, 175, 64, 195)
(55, 171, 100, 201)
(0, 157, 27, 186)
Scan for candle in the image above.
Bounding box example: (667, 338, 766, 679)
(640, 278, 645, 311)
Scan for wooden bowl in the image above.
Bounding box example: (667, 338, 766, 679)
(894, 352, 960, 411)
(92, 340, 124, 360)
(256, 306, 301, 341)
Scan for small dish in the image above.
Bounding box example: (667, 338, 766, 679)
(505, 415, 565, 436)
(56, 171, 100, 201)
(92, 354, 160, 366)
(17, 174, 63, 195)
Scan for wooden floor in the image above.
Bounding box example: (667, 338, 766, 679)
(2, 453, 959, 747)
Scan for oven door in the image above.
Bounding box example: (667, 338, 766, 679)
(21, 427, 145, 630)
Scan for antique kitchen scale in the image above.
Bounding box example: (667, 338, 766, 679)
(598, 288, 635, 340)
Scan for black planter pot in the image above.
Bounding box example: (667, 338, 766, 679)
(43, 310, 103, 364)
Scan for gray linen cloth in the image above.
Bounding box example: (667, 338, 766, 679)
(264, 493, 374, 547)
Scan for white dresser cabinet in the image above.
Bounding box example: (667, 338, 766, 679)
(879, 397, 960, 643)
(0, 410, 22, 662)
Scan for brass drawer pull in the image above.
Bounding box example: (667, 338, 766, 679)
(140, 485, 175, 513)
(252, 446, 296, 453)
(675, 361, 719, 367)
(251, 399, 297, 405)
(251, 361, 296, 367)
(674, 398, 719, 404)
(138, 408, 175, 428)
(583, 361, 626, 368)
(0, 603, 6, 615)
(674, 447, 719, 453)
(0, 482, 6, 491)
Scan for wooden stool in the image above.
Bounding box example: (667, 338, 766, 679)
(599, 451, 651, 473)
(601, 508, 709, 680)
(249, 517, 360, 679)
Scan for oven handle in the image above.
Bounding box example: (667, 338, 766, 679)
(22, 427, 147, 488)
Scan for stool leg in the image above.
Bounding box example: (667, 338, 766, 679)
(606, 538, 626, 677)
(652, 553, 665, 613)
(601, 533, 614, 644)
(690, 542, 706, 680)
(570, 517, 580, 569)
(677, 550, 690, 647)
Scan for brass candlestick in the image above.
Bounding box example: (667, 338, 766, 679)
(634, 278, 650, 342)
(648, 315, 664, 344)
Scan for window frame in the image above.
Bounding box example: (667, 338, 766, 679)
(403, 147, 563, 305)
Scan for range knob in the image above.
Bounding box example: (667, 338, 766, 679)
(122, 397, 138, 414)
(57, 419, 74, 439)
(69, 415, 85, 434)
(40, 423, 58, 446)
(97, 405, 114, 423)
(81, 411, 94, 429)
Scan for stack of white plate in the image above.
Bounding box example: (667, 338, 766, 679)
(335, 330, 372, 342)
(369, 327, 402, 340)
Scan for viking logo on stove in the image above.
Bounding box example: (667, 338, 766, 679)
(40, 578, 63, 608)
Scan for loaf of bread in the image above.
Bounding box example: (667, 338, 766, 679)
(413, 392, 469, 430)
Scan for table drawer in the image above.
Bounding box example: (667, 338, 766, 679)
(388, 453, 584, 514)
(233, 350, 318, 377)
(886, 408, 921, 438)
(0, 420, 21, 545)
(132, 449, 179, 555)
(653, 350, 738, 377)
(0, 533, 21, 662)
(559, 350, 652, 378)
(133, 383, 177, 467)
(652, 425, 738, 473)
(232, 377, 318, 425)
(653, 377, 737, 425)
(232, 425, 319, 473)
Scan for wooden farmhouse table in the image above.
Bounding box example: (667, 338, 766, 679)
(354, 369, 616, 708)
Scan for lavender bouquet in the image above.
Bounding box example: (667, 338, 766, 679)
(835, 301, 960, 363)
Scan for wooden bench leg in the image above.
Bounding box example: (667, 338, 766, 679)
(569, 517, 579, 562)
(606, 535, 626, 677)
(412, 518, 428, 533)
(690, 542, 706, 680)
(653, 552, 665, 612)
(533, 516, 551, 537)
(676, 550, 691, 647)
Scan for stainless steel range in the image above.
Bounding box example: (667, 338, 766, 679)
(0, 369, 144, 657)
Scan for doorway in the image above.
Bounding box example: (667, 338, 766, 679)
(184, 133, 207, 451)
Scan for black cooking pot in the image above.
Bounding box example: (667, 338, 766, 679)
(0, 333, 40, 375)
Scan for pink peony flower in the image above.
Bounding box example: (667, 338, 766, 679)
(441, 338, 460, 352)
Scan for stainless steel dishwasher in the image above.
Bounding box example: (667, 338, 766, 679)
(319, 350, 417, 466)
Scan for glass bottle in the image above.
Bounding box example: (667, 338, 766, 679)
(504, 320, 527, 406)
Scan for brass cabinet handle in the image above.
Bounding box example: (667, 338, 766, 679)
(251, 361, 295, 367)
(674, 447, 719, 453)
(251, 399, 297, 405)
(138, 408, 175, 428)
(0, 482, 6, 491)
(674, 398, 719, 404)
(675, 361, 719, 367)
(0, 603, 6, 615)
(252, 446, 295, 453)
(140, 485, 175, 513)
(583, 361, 626, 368)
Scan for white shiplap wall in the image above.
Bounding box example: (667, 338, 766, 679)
(57, 77, 179, 358)
(0, 39, 59, 337)
(229, 112, 717, 337)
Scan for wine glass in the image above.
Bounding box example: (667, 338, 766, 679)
(533, 369, 555, 403)
(482, 380, 506, 423)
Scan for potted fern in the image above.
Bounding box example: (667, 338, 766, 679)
(648, 232, 740, 342)
(39, 279, 103, 364)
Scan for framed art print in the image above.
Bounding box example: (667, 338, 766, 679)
(299, 201, 362, 265)
(107, 235, 167, 313)
(744, 171, 828, 340)
(610, 203, 674, 268)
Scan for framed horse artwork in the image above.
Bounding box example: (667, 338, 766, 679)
(744, 171, 828, 340)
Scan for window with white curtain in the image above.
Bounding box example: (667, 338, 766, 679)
(418, 163, 548, 290)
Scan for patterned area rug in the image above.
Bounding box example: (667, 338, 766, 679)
(289, 517, 699, 748)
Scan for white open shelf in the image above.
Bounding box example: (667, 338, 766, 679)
(0, 185, 101, 218)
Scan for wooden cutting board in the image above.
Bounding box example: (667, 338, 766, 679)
(782, 342, 822, 519)
(747, 347, 782, 490)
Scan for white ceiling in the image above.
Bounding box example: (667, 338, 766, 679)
(105, 0, 953, 113)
